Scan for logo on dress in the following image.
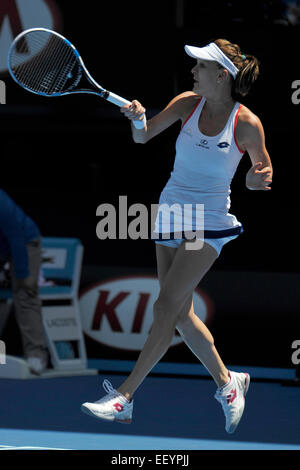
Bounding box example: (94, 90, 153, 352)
(196, 139, 209, 149)
(217, 141, 230, 149)
(183, 127, 193, 137)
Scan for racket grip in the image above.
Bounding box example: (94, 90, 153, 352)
(107, 91, 146, 129)
(107, 92, 131, 107)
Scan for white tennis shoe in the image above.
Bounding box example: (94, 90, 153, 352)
(214, 370, 250, 433)
(81, 379, 133, 424)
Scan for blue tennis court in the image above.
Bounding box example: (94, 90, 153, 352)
(1, 366, 300, 451)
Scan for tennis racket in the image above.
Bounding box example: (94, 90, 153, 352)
(7, 28, 146, 129)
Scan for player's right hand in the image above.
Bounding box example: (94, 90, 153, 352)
(120, 100, 146, 121)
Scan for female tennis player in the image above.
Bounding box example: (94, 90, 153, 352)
(81, 39, 273, 433)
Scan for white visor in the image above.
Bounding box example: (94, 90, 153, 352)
(185, 42, 239, 79)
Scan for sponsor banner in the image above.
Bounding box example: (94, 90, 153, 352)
(79, 275, 213, 352)
(42, 306, 80, 341)
(2, 264, 298, 369)
(79, 266, 300, 369)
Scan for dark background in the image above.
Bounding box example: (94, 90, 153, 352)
(1, 0, 299, 273)
(1, 0, 300, 370)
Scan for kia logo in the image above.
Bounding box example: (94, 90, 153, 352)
(79, 276, 213, 351)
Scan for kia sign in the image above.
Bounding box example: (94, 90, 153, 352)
(79, 276, 213, 352)
(0, 0, 62, 75)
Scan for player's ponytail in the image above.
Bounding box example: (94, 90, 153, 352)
(214, 39, 259, 97)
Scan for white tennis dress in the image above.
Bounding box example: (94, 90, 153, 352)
(153, 97, 245, 254)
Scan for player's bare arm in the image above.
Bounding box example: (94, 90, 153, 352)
(236, 109, 273, 191)
(121, 92, 199, 144)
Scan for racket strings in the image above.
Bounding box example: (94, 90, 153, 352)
(20, 36, 53, 91)
(11, 33, 53, 90)
(33, 35, 77, 93)
(27, 35, 74, 92)
(9, 31, 82, 95)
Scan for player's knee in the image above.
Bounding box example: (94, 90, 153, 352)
(153, 295, 181, 325)
(177, 312, 215, 346)
(176, 311, 191, 330)
(176, 305, 197, 331)
(176, 301, 193, 326)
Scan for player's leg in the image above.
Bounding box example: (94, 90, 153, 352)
(154, 241, 250, 434)
(116, 239, 218, 399)
(81, 240, 217, 422)
(154, 242, 229, 388)
(176, 305, 230, 387)
(81, 239, 249, 432)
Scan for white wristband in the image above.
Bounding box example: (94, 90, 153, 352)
(132, 115, 146, 129)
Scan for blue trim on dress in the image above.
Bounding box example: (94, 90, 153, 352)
(155, 225, 243, 241)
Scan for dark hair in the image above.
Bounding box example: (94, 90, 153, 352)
(214, 39, 259, 97)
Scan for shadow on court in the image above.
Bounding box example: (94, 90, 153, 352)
(0, 373, 300, 448)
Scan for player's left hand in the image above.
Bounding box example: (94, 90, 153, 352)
(246, 162, 272, 190)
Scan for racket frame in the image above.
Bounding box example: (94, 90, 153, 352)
(7, 28, 146, 127)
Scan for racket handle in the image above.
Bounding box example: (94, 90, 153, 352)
(107, 91, 146, 129)
(107, 91, 131, 107)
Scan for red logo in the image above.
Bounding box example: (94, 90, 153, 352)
(113, 402, 124, 412)
(227, 389, 237, 404)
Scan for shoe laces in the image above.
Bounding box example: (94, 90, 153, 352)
(94, 380, 119, 405)
(103, 379, 116, 394)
